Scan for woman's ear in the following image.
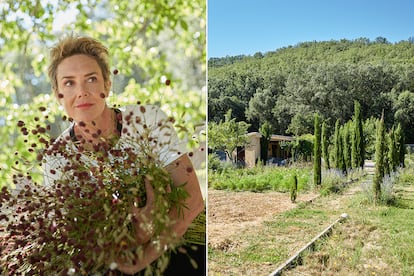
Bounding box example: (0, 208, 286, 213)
(105, 80, 112, 97)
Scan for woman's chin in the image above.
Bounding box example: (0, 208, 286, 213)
(74, 115, 97, 124)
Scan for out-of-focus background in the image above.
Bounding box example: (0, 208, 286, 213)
(0, 0, 206, 197)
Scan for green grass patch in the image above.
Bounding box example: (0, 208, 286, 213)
(208, 195, 339, 275)
(239, 236, 289, 263)
(208, 165, 312, 192)
(319, 168, 365, 196)
(288, 164, 414, 275)
(264, 219, 314, 232)
(208, 247, 245, 268)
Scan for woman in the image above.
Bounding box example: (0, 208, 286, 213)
(44, 35, 205, 275)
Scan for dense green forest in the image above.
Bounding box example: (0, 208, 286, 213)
(208, 37, 414, 143)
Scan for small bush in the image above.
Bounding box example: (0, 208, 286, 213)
(346, 167, 365, 181)
(398, 166, 414, 186)
(380, 173, 397, 205)
(208, 153, 226, 173)
(320, 169, 346, 196)
(362, 172, 398, 205)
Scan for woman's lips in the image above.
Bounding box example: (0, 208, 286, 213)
(76, 103, 93, 109)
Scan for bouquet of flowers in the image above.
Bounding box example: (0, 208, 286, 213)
(0, 104, 205, 275)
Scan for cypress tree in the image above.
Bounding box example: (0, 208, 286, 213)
(373, 115, 385, 203)
(339, 126, 346, 174)
(321, 121, 330, 169)
(395, 123, 406, 168)
(314, 113, 322, 186)
(343, 122, 352, 171)
(388, 126, 397, 173)
(259, 121, 272, 165)
(352, 101, 364, 169)
(384, 131, 391, 176)
(333, 119, 341, 170)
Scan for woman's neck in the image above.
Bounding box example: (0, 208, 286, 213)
(74, 106, 118, 147)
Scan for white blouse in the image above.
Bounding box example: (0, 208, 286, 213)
(43, 104, 186, 187)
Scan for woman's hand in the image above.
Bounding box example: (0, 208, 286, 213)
(117, 154, 205, 275)
(131, 178, 155, 244)
(115, 179, 159, 275)
(166, 154, 204, 238)
(115, 241, 162, 275)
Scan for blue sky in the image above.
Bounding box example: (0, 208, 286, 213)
(208, 0, 414, 58)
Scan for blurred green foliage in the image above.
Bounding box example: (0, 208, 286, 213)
(0, 0, 206, 186)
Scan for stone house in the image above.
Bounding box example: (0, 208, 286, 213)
(242, 132, 294, 167)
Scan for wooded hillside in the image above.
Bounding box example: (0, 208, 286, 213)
(208, 37, 414, 143)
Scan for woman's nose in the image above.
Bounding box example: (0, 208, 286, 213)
(76, 83, 89, 97)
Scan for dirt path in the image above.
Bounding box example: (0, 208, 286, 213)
(208, 190, 319, 249)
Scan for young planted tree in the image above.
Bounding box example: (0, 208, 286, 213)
(321, 121, 330, 169)
(314, 113, 322, 186)
(291, 174, 298, 203)
(373, 115, 386, 203)
(208, 109, 250, 164)
(351, 101, 365, 169)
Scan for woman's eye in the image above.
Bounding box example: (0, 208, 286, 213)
(88, 77, 97, 83)
(64, 80, 73, 87)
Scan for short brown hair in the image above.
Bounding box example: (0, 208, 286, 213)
(48, 35, 111, 96)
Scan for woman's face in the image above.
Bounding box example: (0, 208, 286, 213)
(56, 54, 110, 123)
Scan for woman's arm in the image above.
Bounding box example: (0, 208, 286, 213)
(165, 153, 205, 237)
(116, 154, 204, 274)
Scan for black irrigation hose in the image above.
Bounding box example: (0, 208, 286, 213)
(269, 213, 349, 276)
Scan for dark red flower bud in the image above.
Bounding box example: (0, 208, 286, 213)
(37, 127, 46, 133)
(36, 153, 43, 161)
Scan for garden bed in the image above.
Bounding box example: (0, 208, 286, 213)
(208, 163, 414, 275)
(208, 190, 319, 249)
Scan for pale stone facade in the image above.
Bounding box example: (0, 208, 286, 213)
(244, 132, 294, 167)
